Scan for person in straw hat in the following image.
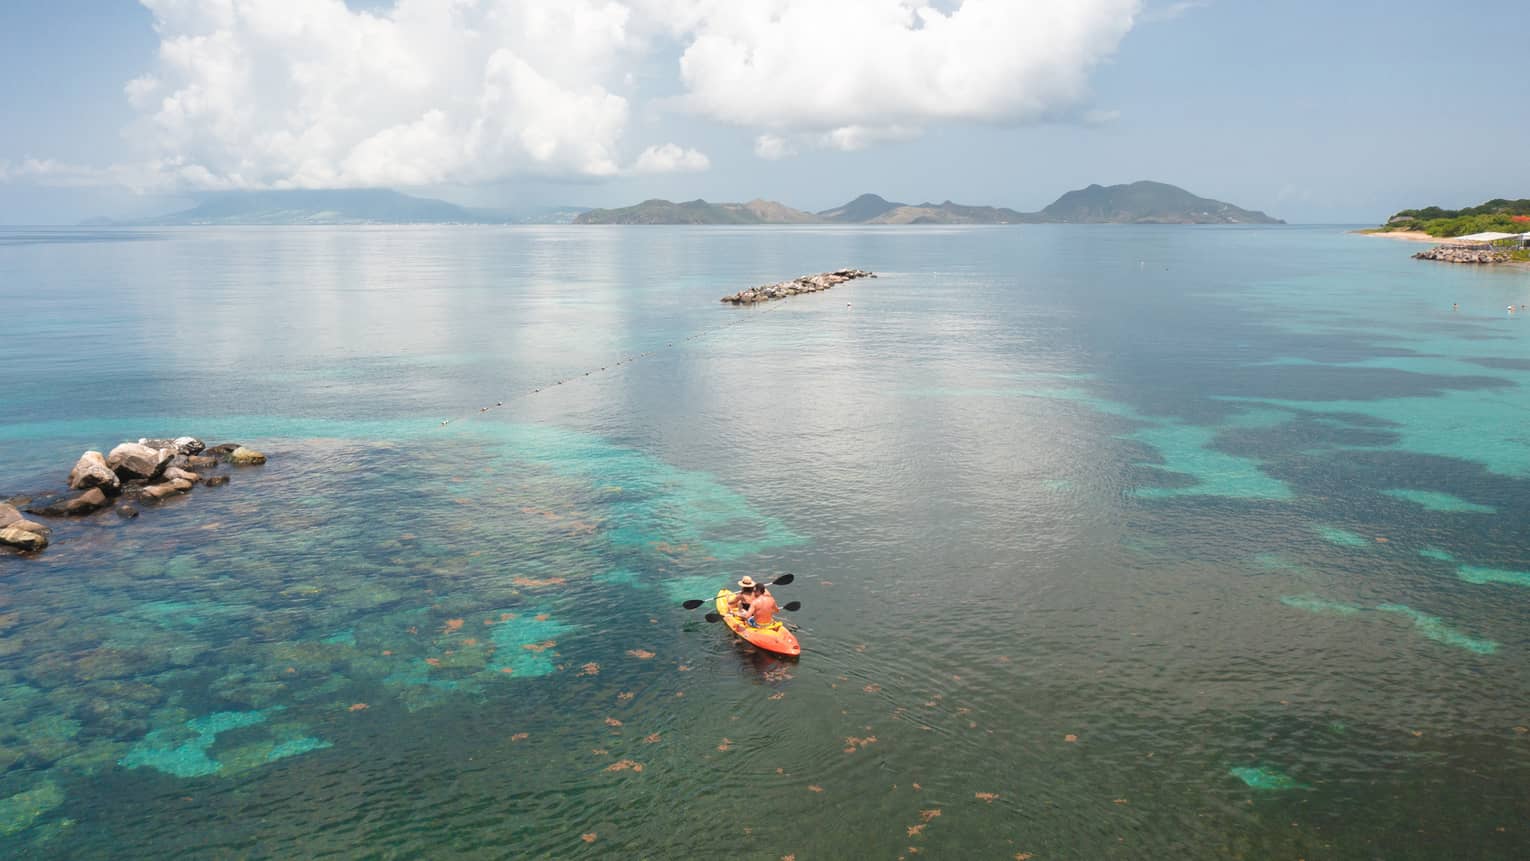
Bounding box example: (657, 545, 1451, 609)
(726, 576, 766, 616)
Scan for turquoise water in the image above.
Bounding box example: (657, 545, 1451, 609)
(2, 224, 1529, 858)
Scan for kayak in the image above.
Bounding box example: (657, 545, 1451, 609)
(714, 588, 801, 657)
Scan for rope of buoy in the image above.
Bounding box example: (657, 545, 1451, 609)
(435, 295, 804, 428)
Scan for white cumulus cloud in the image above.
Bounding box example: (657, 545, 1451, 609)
(648, 0, 1141, 157)
(7, 0, 1143, 188)
(631, 143, 711, 174)
(752, 134, 796, 160)
(112, 0, 694, 190)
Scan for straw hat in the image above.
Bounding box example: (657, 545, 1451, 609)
(737, 576, 757, 589)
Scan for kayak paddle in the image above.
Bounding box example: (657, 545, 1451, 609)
(701, 600, 801, 623)
(679, 574, 796, 610)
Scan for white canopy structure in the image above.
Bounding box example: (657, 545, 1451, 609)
(1454, 231, 1520, 243)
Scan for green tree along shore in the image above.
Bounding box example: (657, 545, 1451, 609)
(1376, 198, 1530, 237)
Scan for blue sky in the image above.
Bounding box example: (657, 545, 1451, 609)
(1, 0, 1525, 224)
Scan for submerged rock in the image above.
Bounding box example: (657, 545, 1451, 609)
(65, 488, 109, 515)
(67, 450, 120, 493)
(0, 526, 47, 552)
(228, 446, 267, 465)
(204, 475, 230, 488)
(106, 443, 172, 481)
(27, 488, 110, 517)
(0, 778, 64, 836)
(115, 504, 140, 519)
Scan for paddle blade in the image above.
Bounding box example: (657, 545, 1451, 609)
(771, 573, 795, 586)
(782, 601, 802, 612)
(681, 599, 706, 610)
(704, 612, 723, 623)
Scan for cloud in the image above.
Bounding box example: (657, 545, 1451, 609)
(650, 0, 1141, 156)
(0, 158, 118, 187)
(7, 0, 1143, 187)
(630, 142, 710, 174)
(1142, 0, 1210, 23)
(100, 0, 687, 190)
(753, 134, 796, 160)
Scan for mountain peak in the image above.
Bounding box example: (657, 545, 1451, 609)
(1039, 181, 1282, 224)
(818, 193, 907, 222)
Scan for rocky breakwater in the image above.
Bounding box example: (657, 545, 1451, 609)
(1414, 246, 1511, 264)
(0, 436, 268, 554)
(720, 268, 875, 305)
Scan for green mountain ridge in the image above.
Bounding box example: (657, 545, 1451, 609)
(97, 182, 1282, 227)
(575, 182, 1281, 225)
(97, 189, 585, 226)
(1037, 181, 1282, 224)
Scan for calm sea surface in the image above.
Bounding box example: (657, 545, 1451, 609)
(1, 225, 1528, 858)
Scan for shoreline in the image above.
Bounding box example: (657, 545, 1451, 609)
(1353, 229, 1439, 243)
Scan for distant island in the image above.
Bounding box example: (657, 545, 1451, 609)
(86, 189, 584, 226)
(574, 181, 1283, 225)
(1368, 198, 1530, 238)
(83, 181, 1282, 227)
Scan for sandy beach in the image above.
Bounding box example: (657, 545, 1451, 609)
(1354, 229, 1439, 243)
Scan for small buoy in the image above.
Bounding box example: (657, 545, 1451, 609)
(497, 401, 503, 406)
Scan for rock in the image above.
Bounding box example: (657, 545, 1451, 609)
(138, 437, 204, 455)
(0, 527, 47, 552)
(1414, 245, 1510, 264)
(0, 504, 18, 529)
(7, 519, 50, 537)
(107, 443, 172, 481)
(204, 475, 229, 488)
(67, 451, 120, 493)
(27, 488, 108, 517)
(718, 269, 874, 305)
(162, 467, 201, 484)
(140, 479, 192, 501)
(227, 447, 267, 466)
(115, 504, 139, 519)
(203, 443, 242, 456)
(183, 455, 220, 470)
(62, 488, 108, 516)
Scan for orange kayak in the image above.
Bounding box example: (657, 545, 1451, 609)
(714, 589, 801, 656)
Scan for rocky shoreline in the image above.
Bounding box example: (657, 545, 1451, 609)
(720, 268, 875, 305)
(1, 436, 267, 554)
(1413, 246, 1512, 264)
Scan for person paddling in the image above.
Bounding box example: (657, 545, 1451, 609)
(726, 576, 758, 615)
(741, 582, 779, 628)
